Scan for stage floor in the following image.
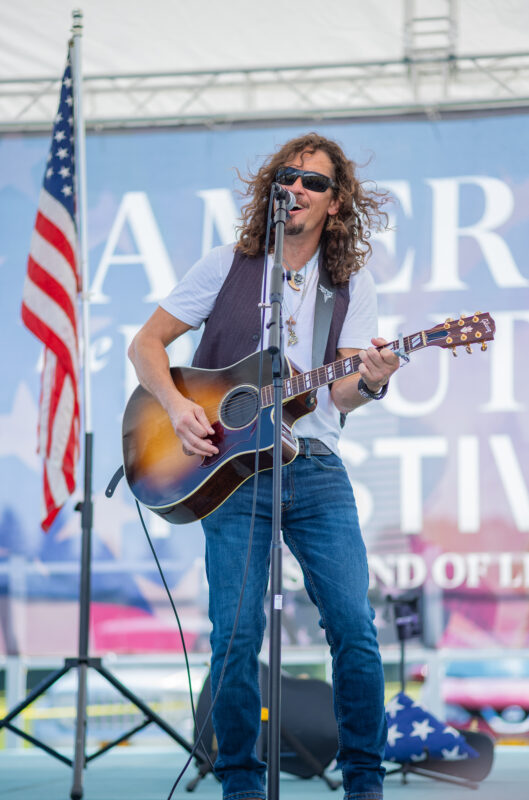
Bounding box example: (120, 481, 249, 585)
(0, 746, 527, 800)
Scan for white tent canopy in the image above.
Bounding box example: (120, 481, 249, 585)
(1, 0, 528, 128)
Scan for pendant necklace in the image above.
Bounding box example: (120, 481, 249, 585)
(284, 257, 309, 291)
(286, 264, 305, 291)
(283, 252, 318, 346)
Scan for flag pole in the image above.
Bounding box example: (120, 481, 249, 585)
(68, 11, 202, 798)
(70, 9, 93, 800)
(72, 8, 92, 436)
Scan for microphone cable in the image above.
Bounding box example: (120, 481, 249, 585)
(136, 185, 279, 799)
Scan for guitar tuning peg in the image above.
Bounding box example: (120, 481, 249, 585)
(466, 344, 473, 354)
(474, 310, 482, 315)
(445, 317, 453, 323)
(481, 342, 487, 351)
(451, 347, 458, 357)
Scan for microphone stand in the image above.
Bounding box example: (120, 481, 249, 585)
(266, 189, 289, 800)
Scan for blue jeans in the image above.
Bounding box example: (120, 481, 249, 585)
(201, 443, 387, 800)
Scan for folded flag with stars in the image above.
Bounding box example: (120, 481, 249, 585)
(384, 692, 479, 763)
(21, 52, 81, 531)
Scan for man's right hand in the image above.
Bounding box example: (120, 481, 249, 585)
(127, 308, 218, 457)
(169, 395, 219, 457)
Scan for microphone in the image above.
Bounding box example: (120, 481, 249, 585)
(272, 182, 296, 210)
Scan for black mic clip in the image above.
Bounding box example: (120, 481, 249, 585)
(272, 182, 296, 210)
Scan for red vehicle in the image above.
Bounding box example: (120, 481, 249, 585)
(415, 658, 529, 744)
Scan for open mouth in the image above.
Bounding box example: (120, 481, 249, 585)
(289, 203, 305, 215)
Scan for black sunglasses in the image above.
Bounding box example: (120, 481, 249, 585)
(275, 166, 336, 193)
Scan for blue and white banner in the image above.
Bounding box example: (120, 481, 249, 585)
(0, 114, 528, 655)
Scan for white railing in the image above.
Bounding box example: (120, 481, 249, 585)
(2, 557, 528, 749)
(3, 647, 529, 750)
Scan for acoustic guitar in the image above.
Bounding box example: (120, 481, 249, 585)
(122, 312, 495, 524)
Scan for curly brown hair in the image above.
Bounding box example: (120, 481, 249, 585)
(236, 132, 389, 285)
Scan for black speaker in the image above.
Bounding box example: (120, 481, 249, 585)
(258, 663, 339, 780)
(189, 663, 341, 791)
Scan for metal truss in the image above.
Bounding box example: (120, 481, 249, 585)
(404, 0, 458, 99)
(1, 51, 529, 132)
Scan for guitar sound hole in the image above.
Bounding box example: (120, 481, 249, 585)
(220, 385, 259, 429)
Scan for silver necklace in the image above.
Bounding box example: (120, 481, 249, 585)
(282, 253, 319, 346)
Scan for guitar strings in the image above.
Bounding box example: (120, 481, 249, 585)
(191, 324, 473, 422)
(176, 332, 435, 426)
(173, 326, 482, 427)
(190, 355, 368, 419)
(188, 360, 365, 420)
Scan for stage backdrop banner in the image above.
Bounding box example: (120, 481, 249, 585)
(0, 114, 528, 656)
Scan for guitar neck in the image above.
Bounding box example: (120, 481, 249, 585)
(260, 330, 428, 406)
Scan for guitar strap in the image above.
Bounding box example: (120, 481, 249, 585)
(106, 464, 124, 497)
(312, 256, 347, 428)
(311, 255, 336, 371)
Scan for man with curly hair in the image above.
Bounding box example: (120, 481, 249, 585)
(129, 133, 399, 800)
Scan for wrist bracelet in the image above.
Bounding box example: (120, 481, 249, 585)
(357, 377, 388, 401)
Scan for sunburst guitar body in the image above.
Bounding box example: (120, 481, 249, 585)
(122, 352, 313, 524)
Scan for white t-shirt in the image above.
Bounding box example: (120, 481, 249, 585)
(160, 243, 378, 453)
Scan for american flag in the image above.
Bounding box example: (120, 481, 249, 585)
(384, 692, 478, 762)
(21, 54, 81, 531)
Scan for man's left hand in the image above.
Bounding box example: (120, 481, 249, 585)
(358, 337, 400, 392)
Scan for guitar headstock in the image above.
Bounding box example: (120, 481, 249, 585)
(424, 312, 495, 355)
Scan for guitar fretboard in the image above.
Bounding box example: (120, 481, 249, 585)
(260, 331, 426, 407)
